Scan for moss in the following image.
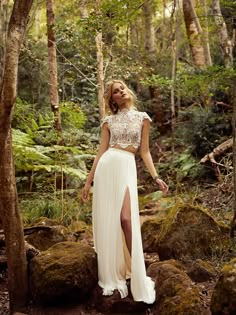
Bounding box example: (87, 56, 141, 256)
(142, 201, 230, 260)
(30, 242, 98, 305)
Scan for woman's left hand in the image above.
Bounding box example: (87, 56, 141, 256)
(155, 178, 169, 195)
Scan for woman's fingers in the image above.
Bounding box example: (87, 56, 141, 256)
(156, 178, 169, 194)
(81, 188, 89, 203)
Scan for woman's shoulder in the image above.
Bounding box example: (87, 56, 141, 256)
(132, 110, 152, 122)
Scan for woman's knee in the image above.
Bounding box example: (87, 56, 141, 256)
(121, 215, 131, 230)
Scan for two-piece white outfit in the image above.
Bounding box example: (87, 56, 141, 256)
(92, 108, 156, 304)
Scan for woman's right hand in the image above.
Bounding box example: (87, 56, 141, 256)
(81, 183, 91, 203)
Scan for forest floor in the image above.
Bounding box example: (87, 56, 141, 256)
(0, 182, 234, 315)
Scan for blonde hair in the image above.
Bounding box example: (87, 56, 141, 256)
(104, 79, 137, 114)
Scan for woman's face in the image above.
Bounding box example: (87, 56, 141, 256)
(111, 82, 130, 107)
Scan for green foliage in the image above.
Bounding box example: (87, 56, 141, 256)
(20, 194, 92, 226)
(176, 107, 232, 158)
(60, 101, 86, 129)
(176, 65, 235, 106)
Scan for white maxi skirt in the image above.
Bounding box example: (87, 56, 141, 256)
(92, 148, 155, 304)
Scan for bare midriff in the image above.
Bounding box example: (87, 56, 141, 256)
(111, 144, 138, 155)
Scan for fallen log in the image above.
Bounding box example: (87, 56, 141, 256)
(200, 138, 233, 165)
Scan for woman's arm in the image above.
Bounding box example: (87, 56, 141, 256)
(82, 123, 110, 202)
(139, 119, 168, 194)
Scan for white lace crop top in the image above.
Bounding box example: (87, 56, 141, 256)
(101, 109, 152, 149)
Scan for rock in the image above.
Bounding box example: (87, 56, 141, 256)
(142, 204, 229, 261)
(147, 260, 209, 315)
(29, 241, 98, 305)
(25, 225, 70, 251)
(187, 259, 216, 282)
(68, 221, 93, 246)
(93, 285, 149, 314)
(210, 258, 236, 314)
(29, 217, 60, 227)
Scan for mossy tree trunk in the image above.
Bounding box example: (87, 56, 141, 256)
(0, 0, 33, 312)
(182, 0, 206, 67)
(46, 0, 62, 132)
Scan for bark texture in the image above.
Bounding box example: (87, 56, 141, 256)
(212, 0, 233, 68)
(142, 0, 156, 62)
(46, 0, 62, 132)
(0, 0, 9, 88)
(0, 0, 33, 311)
(95, 32, 105, 119)
(182, 0, 206, 67)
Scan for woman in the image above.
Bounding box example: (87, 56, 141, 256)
(82, 79, 168, 304)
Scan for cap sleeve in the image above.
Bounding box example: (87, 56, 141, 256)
(101, 115, 110, 127)
(142, 112, 152, 123)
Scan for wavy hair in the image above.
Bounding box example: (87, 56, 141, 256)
(104, 80, 137, 114)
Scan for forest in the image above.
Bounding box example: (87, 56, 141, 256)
(0, 0, 236, 314)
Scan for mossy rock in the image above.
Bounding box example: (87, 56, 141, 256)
(25, 225, 70, 251)
(187, 259, 216, 282)
(147, 261, 208, 315)
(29, 217, 60, 227)
(142, 204, 229, 261)
(29, 241, 98, 305)
(210, 258, 236, 314)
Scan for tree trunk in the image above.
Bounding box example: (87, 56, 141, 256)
(200, 0, 212, 66)
(212, 0, 233, 68)
(0, 0, 9, 88)
(142, 0, 156, 62)
(46, 0, 62, 132)
(78, 0, 88, 18)
(95, 31, 105, 119)
(182, 0, 206, 67)
(231, 76, 236, 237)
(0, 0, 33, 311)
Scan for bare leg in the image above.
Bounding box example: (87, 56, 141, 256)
(120, 189, 132, 255)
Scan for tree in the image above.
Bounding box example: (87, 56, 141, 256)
(46, 0, 62, 132)
(96, 31, 105, 119)
(212, 0, 234, 68)
(142, 0, 156, 62)
(0, 0, 9, 88)
(199, 0, 212, 66)
(0, 0, 33, 312)
(182, 0, 206, 67)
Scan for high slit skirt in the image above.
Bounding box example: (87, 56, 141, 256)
(92, 148, 156, 304)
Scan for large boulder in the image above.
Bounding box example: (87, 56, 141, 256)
(25, 225, 70, 251)
(142, 204, 229, 261)
(29, 241, 98, 305)
(147, 260, 209, 315)
(210, 258, 236, 315)
(25, 217, 72, 251)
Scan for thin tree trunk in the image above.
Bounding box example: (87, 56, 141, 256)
(46, 0, 62, 132)
(170, 0, 180, 153)
(200, 0, 212, 66)
(0, 0, 9, 88)
(231, 76, 236, 237)
(212, 0, 233, 68)
(78, 0, 88, 18)
(0, 0, 33, 311)
(95, 31, 105, 119)
(142, 0, 156, 62)
(182, 0, 206, 67)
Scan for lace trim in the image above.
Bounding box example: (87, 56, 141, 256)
(101, 110, 152, 149)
